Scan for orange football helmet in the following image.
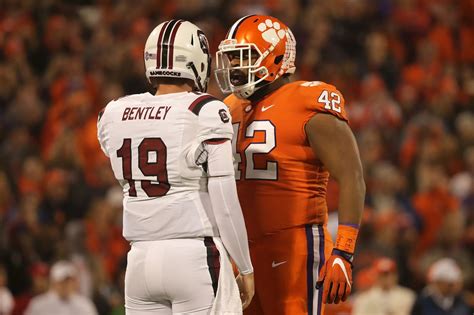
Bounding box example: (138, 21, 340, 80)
(215, 15, 296, 98)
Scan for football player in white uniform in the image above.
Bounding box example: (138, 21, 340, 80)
(97, 20, 254, 315)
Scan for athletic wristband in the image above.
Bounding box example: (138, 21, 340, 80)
(335, 224, 359, 254)
(332, 248, 354, 265)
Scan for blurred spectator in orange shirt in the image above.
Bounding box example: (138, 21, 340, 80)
(412, 161, 460, 255)
(348, 74, 402, 146)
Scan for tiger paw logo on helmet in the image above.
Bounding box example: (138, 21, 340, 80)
(258, 19, 286, 46)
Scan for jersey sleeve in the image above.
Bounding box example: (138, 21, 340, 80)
(194, 95, 233, 142)
(301, 81, 349, 122)
(97, 104, 111, 157)
(181, 95, 234, 177)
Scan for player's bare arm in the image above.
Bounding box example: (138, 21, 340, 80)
(305, 114, 365, 225)
(306, 113, 365, 304)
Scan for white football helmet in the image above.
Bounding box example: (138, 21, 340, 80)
(144, 20, 211, 92)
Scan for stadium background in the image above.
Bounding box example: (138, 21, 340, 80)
(0, 0, 472, 314)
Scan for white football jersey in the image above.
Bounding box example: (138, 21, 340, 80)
(97, 91, 233, 241)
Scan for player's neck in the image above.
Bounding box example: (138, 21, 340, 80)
(248, 76, 290, 103)
(155, 83, 194, 96)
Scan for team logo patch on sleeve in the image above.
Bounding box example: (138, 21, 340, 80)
(218, 109, 230, 123)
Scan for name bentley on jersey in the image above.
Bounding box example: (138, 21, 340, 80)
(122, 105, 171, 121)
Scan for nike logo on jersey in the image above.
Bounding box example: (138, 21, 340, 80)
(261, 104, 274, 112)
(332, 258, 352, 288)
(272, 260, 287, 268)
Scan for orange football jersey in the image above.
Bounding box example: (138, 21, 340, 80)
(225, 80, 348, 241)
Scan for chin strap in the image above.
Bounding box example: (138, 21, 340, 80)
(187, 61, 205, 92)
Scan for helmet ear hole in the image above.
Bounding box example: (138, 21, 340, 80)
(201, 62, 204, 72)
(274, 55, 283, 64)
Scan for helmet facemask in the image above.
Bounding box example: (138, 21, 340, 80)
(215, 40, 270, 99)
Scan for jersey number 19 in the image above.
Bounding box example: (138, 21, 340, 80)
(117, 138, 170, 197)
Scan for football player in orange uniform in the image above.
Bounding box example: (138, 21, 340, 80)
(215, 15, 366, 315)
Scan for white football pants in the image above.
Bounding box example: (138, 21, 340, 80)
(125, 237, 241, 315)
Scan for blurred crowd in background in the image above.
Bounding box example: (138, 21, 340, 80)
(0, 0, 472, 314)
